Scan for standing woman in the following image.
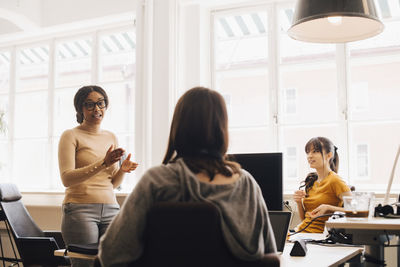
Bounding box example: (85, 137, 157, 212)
(58, 85, 138, 266)
(98, 87, 277, 266)
(293, 137, 351, 233)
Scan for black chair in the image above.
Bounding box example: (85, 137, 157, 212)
(0, 183, 70, 266)
(107, 202, 279, 267)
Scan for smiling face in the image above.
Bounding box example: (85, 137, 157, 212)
(306, 144, 332, 170)
(82, 91, 107, 125)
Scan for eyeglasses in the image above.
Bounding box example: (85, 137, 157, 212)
(83, 100, 106, 111)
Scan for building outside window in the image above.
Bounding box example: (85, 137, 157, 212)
(356, 144, 369, 179)
(283, 88, 297, 114)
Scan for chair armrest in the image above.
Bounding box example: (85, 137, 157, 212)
(16, 237, 71, 265)
(44, 231, 66, 248)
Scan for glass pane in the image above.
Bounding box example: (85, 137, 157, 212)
(228, 127, 274, 153)
(280, 124, 347, 192)
(215, 11, 268, 69)
(348, 20, 400, 121)
(0, 141, 9, 181)
(216, 71, 269, 127)
(99, 30, 136, 83)
(349, 122, 400, 191)
(100, 81, 134, 134)
(54, 87, 79, 137)
(55, 38, 92, 88)
(13, 139, 50, 190)
(0, 95, 8, 139)
(279, 7, 338, 124)
(214, 10, 269, 128)
(17, 45, 49, 91)
(14, 91, 48, 138)
(0, 51, 10, 93)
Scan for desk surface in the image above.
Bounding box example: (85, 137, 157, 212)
(281, 243, 362, 267)
(326, 217, 400, 230)
(55, 234, 362, 267)
(282, 233, 363, 267)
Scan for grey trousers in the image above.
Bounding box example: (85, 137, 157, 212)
(61, 203, 120, 267)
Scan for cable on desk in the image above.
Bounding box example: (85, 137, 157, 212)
(288, 213, 344, 236)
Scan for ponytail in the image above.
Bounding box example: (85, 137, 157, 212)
(330, 146, 339, 173)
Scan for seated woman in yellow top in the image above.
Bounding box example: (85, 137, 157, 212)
(293, 137, 351, 233)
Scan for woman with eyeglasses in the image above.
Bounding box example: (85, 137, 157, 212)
(58, 85, 138, 267)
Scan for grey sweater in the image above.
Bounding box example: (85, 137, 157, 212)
(98, 158, 277, 267)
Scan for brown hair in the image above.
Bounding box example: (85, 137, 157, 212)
(162, 87, 240, 181)
(300, 137, 339, 193)
(73, 85, 109, 124)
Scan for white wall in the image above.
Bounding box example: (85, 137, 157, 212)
(41, 0, 135, 26)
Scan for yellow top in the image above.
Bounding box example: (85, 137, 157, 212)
(58, 127, 121, 204)
(296, 171, 350, 233)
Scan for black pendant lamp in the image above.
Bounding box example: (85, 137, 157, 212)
(287, 0, 384, 43)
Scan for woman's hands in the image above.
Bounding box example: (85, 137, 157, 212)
(309, 204, 332, 218)
(103, 145, 138, 173)
(103, 145, 125, 167)
(293, 190, 306, 203)
(120, 153, 139, 173)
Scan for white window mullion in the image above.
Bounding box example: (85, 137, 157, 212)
(269, 3, 279, 151)
(8, 47, 17, 183)
(48, 40, 56, 189)
(92, 32, 99, 84)
(336, 43, 351, 183)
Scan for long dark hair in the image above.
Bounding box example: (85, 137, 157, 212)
(162, 86, 240, 181)
(300, 137, 339, 193)
(73, 85, 109, 124)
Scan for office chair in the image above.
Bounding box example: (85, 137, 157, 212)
(128, 202, 280, 267)
(0, 183, 70, 266)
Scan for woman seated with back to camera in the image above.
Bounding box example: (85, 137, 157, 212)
(98, 86, 277, 266)
(293, 137, 351, 233)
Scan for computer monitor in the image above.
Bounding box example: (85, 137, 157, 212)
(228, 153, 283, 211)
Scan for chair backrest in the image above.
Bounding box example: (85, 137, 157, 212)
(0, 183, 44, 238)
(132, 202, 279, 267)
(0, 183, 69, 266)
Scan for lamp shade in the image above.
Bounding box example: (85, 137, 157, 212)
(287, 0, 384, 43)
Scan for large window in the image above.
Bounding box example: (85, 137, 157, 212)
(0, 25, 136, 191)
(212, 1, 400, 192)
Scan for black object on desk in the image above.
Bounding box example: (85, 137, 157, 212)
(290, 239, 307, 256)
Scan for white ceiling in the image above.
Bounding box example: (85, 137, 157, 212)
(0, 0, 135, 36)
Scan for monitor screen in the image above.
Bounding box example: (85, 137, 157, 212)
(228, 153, 283, 211)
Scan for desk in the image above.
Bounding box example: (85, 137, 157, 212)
(55, 238, 363, 267)
(283, 233, 363, 267)
(326, 217, 400, 267)
(54, 249, 96, 260)
(281, 243, 363, 267)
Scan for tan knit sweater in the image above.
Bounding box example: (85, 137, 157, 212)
(58, 127, 121, 204)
